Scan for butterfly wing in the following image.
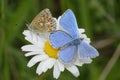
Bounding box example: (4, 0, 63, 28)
(59, 9, 79, 38)
(50, 30, 72, 48)
(78, 41, 99, 58)
(59, 45, 77, 63)
(29, 8, 57, 33)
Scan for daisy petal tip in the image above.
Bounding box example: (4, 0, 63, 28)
(86, 59, 93, 64)
(21, 46, 24, 51)
(53, 73, 60, 79)
(36, 71, 41, 75)
(21, 46, 27, 51)
(22, 30, 26, 35)
(23, 30, 29, 35)
(53, 63, 61, 79)
(24, 54, 28, 57)
(36, 69, 42, 75)
(37, 72, 42, 75)
(27, 64, 32, 68)
(54, 76, 59, 79)
(78, 28, 85, 33)
(74, 72, 80, 77)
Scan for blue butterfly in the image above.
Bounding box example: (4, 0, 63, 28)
(50, 9, 99, 63)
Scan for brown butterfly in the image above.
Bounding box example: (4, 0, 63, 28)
(27, 8, 57, 33)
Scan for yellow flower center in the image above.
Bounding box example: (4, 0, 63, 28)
(44, 41, 58, 59)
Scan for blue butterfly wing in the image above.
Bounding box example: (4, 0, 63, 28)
(50, 30, 72, 48)
(59, 45, 77, 63)
(59, 9, 79, 38)
(78, 41, 99, 58)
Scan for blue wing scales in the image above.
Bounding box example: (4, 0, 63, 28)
(59, 9, 79, 38)
(78, 41, 99, 58)
(49, 30, 72, 48)
(59, 45, 77, 63)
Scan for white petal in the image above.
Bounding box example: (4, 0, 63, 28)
(57, 60, 65, 72)
(44, 58, 56, 69)
(23, 30, 46, 45)
(53, 62, 61, 79)
(66, 66, 80, 77)
(79, 34, 90, 44)
(53, 18, 59, 30)
(27, 55, 48, 67)
(36, 62, 44, 75)
(25, 51, 45, 57)
(37, 58, 53, 73)
(25, 36, 45, 46)
(36, 40, 45, 47)
(78, 28, 85, 34)
(74, 59, 83, 66)
(21, 45, 42, 51)
(36, 60, 50, 75)
(23, 30, 30, 36)
(23, 30, 37, 44)
(42, 62, 49, 72)
(41, 60, 50, 72)
(79, 58, 92, 64)
(57, 16, 61, 28)
(83, 38, 90, 44)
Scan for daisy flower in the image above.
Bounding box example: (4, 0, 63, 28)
(21, 27, 92, 79)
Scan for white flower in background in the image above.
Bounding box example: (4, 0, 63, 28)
(21, 29, 92, 79)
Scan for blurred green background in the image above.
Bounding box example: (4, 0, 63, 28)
(0, 0, 120, 80)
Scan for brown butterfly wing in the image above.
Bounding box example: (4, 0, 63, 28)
(28, 8, 56, 33)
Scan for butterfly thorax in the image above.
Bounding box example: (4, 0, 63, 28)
(60, 38, 81, 50)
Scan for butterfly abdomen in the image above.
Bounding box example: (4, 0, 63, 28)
(60, 38, 81, 50)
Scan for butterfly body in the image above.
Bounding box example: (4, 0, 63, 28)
(50, 9, 99, 63)
(60, 38, 81, 50)
(28, 8, 57, 33)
